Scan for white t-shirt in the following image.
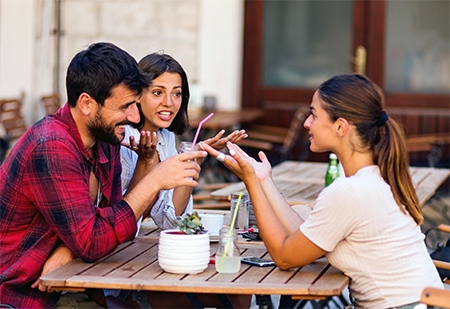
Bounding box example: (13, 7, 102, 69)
(120, 126, 193, 232)
(300, 165, 443, 308)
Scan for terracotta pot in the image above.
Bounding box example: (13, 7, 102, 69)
(158, 229, 210, 274)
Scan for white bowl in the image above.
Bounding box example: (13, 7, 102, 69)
(199, 213, 224, 236)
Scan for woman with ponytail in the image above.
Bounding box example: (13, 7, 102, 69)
(200, 74, 443, 309)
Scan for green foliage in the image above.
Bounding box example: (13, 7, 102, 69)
(177, 211, 205, 235)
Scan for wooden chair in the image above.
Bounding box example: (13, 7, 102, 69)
(427, 224, 450, 284)
(239, 105, 310, 164)
(420, 287, 450, 308)
(40, 93, 61, 115)
(0, 93, 27, 142)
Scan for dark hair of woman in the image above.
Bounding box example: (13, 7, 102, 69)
(135, 52, 190, 135)
(317, 73, 422, 224)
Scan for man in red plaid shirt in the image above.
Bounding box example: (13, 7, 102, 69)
(0, 42, 206, 308)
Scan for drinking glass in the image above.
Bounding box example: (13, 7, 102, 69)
(215, 227, 241, 274)
(230, 192, 249, 233)
(179, 141, 197, 154)
(178, 141, 198, 179)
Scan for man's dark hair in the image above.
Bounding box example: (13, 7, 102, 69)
(66, 42, 147, 107)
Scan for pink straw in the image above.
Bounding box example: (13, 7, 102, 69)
(191, 112, 214, 151)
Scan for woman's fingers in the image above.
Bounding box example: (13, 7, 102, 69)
(199, 142, 221, 157)
(208, 129, 225, 144)
(203, 129, 248, 151)
(129, 135, 137, 149)
(258, 151, 269, 163)
(227, 141, 250, 159)
(228, 129, 247, 143)
(140, 131, 157, 148)
(134, 131, 158, 159)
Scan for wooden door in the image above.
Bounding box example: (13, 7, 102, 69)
(242, 0, 449, 165)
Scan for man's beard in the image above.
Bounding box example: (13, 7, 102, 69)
(87, 109, 125, 146)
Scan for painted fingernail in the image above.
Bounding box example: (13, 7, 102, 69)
(230, 149, 236, 156)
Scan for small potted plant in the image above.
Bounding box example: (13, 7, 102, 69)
(176, 211, 206, 235)
(158, 212, 210, 274)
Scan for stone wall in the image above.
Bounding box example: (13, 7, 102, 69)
(60, 0, 200, 101)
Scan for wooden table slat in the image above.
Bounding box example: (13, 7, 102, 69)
(410, 168, 433, 186)
(414, 169, 450, 188)
(108, 243, 159, 277)
(210, 161, 450, 207)
(65, 274, 341, 296)
(309, 265, 350, 296)
(83, 242, 155, 276)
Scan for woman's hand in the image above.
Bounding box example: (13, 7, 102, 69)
(199, 142, 272, 183)
(202, 129, 247, 151)
(227, 142, 272, 182)
(126, 131, 158, 165)
(31, 245, 74, 293)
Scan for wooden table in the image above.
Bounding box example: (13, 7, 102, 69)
(40, 221, 349, 309)
(189, 109, 263, 130)
(210, 161, 450, 207)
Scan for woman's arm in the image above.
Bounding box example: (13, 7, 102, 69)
(171, 186, 194, 216)
(250, 150, 305, 234)
(31, 245, 74, 292)
(199, 142, 326, 269)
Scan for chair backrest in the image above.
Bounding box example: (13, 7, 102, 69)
(41, 93, 61, 115)
(425, 223, 450, 284)
(279, 105, 310, 159)
(0, 93, 27, 140)
(239, 105, 310, 164)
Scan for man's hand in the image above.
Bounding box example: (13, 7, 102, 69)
(123, 150, 207, 220)
(151, 151, 207, 190)
(31, 246, 74, 293)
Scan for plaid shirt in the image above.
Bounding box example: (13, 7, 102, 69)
(0, 103, 137, 308)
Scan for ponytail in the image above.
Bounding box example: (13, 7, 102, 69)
(375, 119, 422, 225)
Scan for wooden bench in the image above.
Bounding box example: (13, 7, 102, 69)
(386, 106, 449, 166)
(406, 132, 450, 167)
(406, 132, 450, 153)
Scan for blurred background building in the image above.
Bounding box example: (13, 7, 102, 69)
(0, 0, 449, 165)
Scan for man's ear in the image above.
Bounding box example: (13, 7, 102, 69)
(77, 93, 93, 116)
(335, 117, 349, 137)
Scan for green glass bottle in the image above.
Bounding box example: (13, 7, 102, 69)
(325, 153, 339, 187)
